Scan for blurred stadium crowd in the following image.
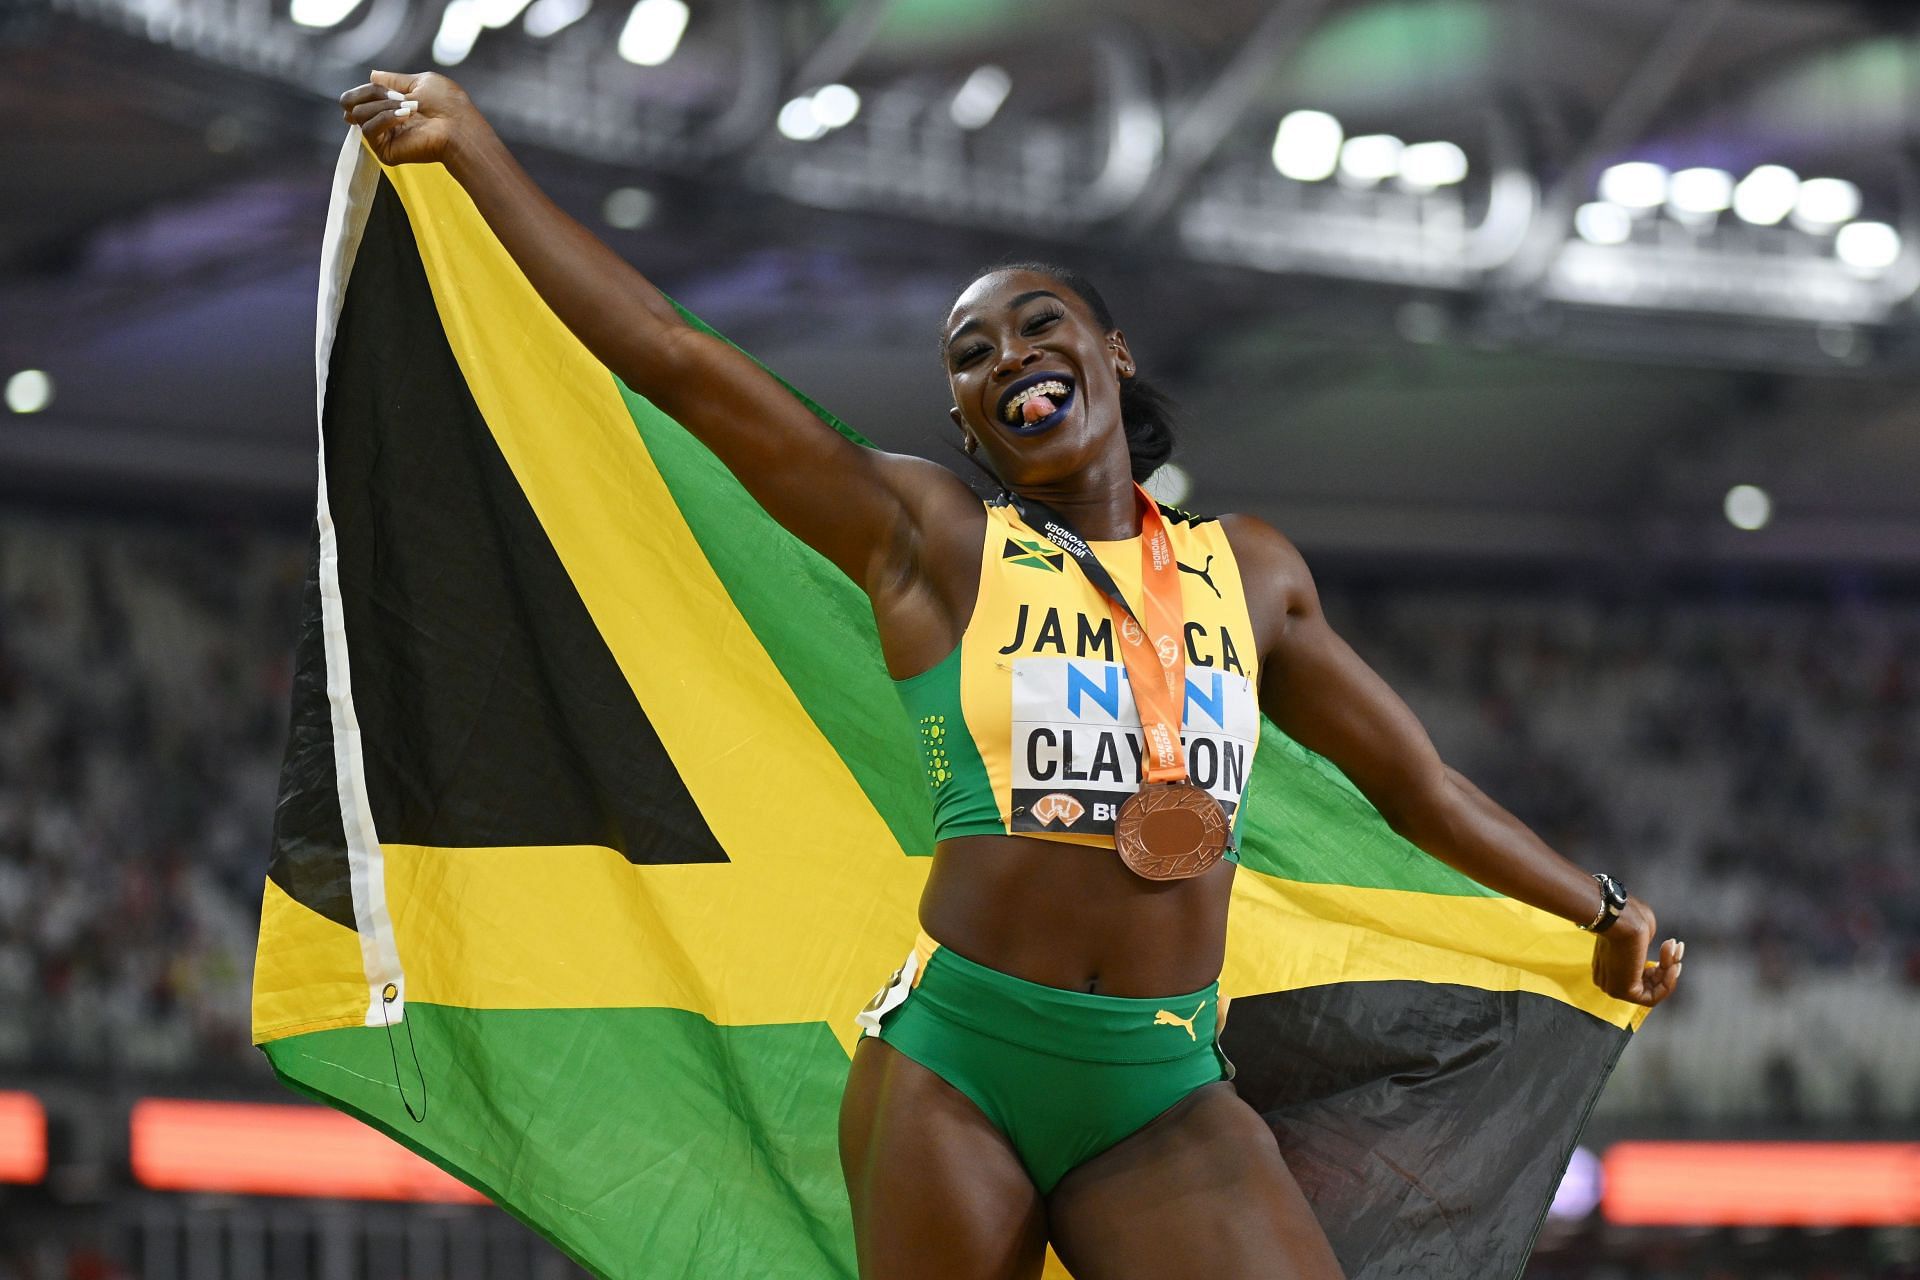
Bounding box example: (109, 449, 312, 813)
(0, 515, 299, 1084)
(2, 509, 1918, 1120)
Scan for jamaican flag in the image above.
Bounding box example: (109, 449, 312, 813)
(253, 135, 1649, 1280)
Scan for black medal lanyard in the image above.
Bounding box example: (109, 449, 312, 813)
(997, 490, 1147, 629)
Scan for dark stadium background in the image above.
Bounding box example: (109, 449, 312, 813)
(4, 0, 1920, 1274)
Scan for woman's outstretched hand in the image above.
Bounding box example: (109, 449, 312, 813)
(338, 71, 478, 168)
(1592, 898, 1683, 1008)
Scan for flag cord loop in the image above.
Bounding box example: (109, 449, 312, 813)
(380, 982, 429, 1123)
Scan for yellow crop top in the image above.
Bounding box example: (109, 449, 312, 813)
(894, 496, 1264, 850)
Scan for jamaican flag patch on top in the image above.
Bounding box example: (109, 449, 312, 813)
(1003, 536, 1067, 572)
(252, 134, 1650, 1280)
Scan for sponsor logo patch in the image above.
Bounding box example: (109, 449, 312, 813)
(1030, 792, 1085, 827)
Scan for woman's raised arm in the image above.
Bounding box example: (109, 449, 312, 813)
(1223, 513, 1684, 1009)
(338, 71, 975, 594)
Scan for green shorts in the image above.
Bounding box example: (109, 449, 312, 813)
(858, 936, 1230, 1193)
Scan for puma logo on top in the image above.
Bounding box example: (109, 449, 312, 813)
(1153, 1000, 1207, 1041)
(1178, 555, 1221, 599)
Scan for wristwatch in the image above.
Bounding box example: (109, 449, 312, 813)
(1581, 873, 1628, 933)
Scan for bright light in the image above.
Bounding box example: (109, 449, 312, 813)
(616, 0, 687, 66)
(290, 0, 365, 26)
(1549, 1148, 1602, 1220)
(1732, 165, 1800, 226)
(602, 186, 655, 231)
(1668, 167, 1733, 216)
(0, 1092, 45, 1185)
(1143, 462, 1192, 508)
(4, 370, 51, 415)
(523, 0, 587, 34)
(431, 0, 483, 64)
(1724, 484, 1772, 532)
(810, 84, 860, 130)
(1339, 134, 1405, 184)
(1794, 177, 1862, 229)
(950, 65, 1011, 130)
(1574, 202, 1633, 246)
(1835, 221, 1902, 272)
(1271, 110, 1343, 183)
(777, 97, 827, 142)
(1598, 162, 1668, 210)
(1398, 140, 1468, 191)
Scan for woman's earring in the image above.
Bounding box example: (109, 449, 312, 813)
(963, 435, 978, 454)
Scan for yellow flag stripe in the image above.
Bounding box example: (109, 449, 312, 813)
(1226, 868, 1650, 1030)
(377, 841, 1643, 1035)
(252, 876, 373, 1040)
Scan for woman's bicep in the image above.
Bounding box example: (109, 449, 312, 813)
(640, 329, 965, 590)
(1234, 522, 1448, 828)
(1261, 614, 1448, 822)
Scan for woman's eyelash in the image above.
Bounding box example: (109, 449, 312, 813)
(951, 310, 1062, 366)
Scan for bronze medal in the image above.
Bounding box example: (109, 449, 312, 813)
(1114, 781, 1229, 881)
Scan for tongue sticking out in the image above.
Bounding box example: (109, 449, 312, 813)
(1021, 393, 1059, 424)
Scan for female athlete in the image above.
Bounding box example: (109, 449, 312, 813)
(339, 71, 1683, 1280)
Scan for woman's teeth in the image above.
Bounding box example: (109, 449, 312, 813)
(1004, 380, 1069, 424)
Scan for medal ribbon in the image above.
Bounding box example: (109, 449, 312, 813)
(999, 485, 1189, 784)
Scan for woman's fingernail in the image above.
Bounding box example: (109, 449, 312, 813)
(387, 88, 405, 101)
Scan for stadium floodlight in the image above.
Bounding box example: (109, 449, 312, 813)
(810, 84, 860, 130)
(1144, 462, 1191, 508)
(1732, 165, 1799, 226)
(1549, 1148, 1603, 1221)
(523, 0, 588, 36)
(1398, 141, 1468, 191)
(1598, 162, 1668, 210)
(1667, 167, 1734, 216)
(432, 0, 483, 64)
(1574, 202, 1633, 246)
(291, 0, 366, 26)
(1271, 110, 1343, 183)
(1835, 221, 1902, 273)
(1793, 177, 1862, 229)
(777, 97, 828, 142)
(617, 0, 688, 66)
(1724, 484, 1772, 532)
(950, 65, 1012, 130)
(602, 186, 655, 231)
(4, 370, 51, 414)
(1339, 134, 1405, 185)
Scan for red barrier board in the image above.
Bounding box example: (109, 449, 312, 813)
(1605, 1142, 1920, 1227)
(130, 1099, 486, 1203)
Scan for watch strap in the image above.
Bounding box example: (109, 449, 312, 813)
(1582, 873, 1627, 933)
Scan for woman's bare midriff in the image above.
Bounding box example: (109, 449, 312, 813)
(917, 833, 1235, 997)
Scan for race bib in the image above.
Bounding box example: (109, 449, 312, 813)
(1009, 658, 1259, 837)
